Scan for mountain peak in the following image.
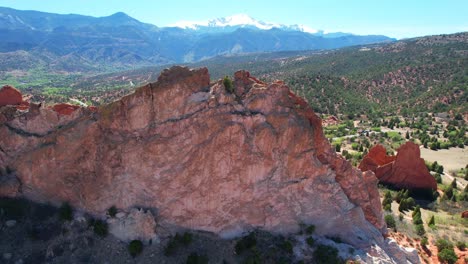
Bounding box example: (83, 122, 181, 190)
(207, 14, 277, 29)
(170, 14, 318, 33)
(108, 12, 130, 18)
(105, 11, 135, 22)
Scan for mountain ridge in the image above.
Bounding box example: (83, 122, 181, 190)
(170, 13, 322, 35)
(0, 7, 394, 71)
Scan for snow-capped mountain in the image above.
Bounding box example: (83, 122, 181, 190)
(170, 14, 321, 34)
(0, 7, 394, 67)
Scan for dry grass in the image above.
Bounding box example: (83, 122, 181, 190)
(420, 147, 468, 172)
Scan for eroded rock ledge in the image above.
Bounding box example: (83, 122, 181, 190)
(1, 67, 386, 249)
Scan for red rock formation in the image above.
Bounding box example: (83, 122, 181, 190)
(359, 142, 437, 190)
(52, 103, 80, 115)
(359, 144, 396, 172)
(322, 115, 340, 126)
(462, 211, 468, 218)
(0, 67, 387, 249)
(88, 106, 98, 112)
(0, 85, 24, 107)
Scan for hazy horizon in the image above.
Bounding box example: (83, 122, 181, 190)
(0, 0, 467, 39)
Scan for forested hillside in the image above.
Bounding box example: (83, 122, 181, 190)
(3, 32, 467, 115)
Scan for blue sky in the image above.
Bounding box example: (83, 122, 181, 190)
(0, 0, 467, 39)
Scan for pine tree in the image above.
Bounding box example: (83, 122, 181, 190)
(450, 179, 457, 189)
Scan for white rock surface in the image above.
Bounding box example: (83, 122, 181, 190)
(3, 252, 12, 260)
(5, 219, 16, 227)
(108, 208, 156, 244)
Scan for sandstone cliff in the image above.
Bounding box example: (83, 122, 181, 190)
(359, 143, 437, 191)
(0, 67, 417, 261)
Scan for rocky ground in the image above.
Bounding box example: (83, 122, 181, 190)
(0, 197, 345, 264)
(1, 196, 422, 264)
(0, 197, 241, 264)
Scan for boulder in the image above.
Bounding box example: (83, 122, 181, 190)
(462, 211, 468, 218)
(0, 85, 23, 107)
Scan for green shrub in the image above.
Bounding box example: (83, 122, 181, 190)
(443, 186, 454, 200)
(0, 198, 32, 220)
(164, 238, 178, 256)
(384, 204, 392, 212)
(406, 197, 416, 209)
(437, 165, 444, 174)
(428, 215, 435, 227)
(282, 240, 293, 254)
(384, 215, 396, 229)
(243, 248, 262, 264)
(438, 248, 457, 264)
(398, 198, 413, 212)
(186, 252, 209, 264)
(59, 202, 73, 221)
(128, 240, 143, 257)
(164, 232, 193, 256)
(107, 206, 117, 217)
(436, 239, 453, 251)
(335, 144, 341, 152)
(456, 241, 466, 251)
(235, 232, 257, 254)
(305, 225, 315, 235)
(395, 189, 409, 203)
(223, 76, 234, 94)
(382, 191, 393, 211)
(413, 213, 423, 225)
(327, 236, 343, 244)
(181, 232, 193, 246)
(434, 173, 442, 184)
(415, 224, 425, 236)
(306, 236, 315, 247)
(384, 190, 392, 200)
(412, 205, 420, 217)
(90, 219, 108, 237)
(421, 237, 428, 247)
(313, 244, 343, 264)
(450, 179, 457, 189)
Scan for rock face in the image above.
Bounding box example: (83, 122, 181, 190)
(359, 143, 437, 191)
(1, 67, 387, 249)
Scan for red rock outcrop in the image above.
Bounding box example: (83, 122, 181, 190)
(322, 115, 340, 126)
(462, 211, 468, 218)
(0, 67, 388, 249)
(52, 103, 80, 115)
(359, 144, 396, 172)
(0, 85, 24, 107)
(359, 142, 437, 190)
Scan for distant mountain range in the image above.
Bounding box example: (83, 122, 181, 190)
(0, 7, 394, 72)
